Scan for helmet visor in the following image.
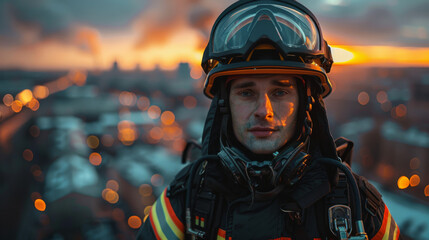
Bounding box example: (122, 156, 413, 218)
(212, 3, 320, 55)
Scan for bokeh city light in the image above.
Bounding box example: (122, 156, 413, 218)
(89, 152, 102, 166)
(87, 135, 100, 149)
(34, 199, 46, 212)
(358, 91, 370, 106)
(23, 149, 33, 162)
(409, 175, 421, 187)
(147, 106, 161, 119)
(106, 180, 119, 192)
(128, 216, 142, 229)
(139, 184, 153, 197)
(33, 86, 50, 99)
(3, 94, 13, 106)
(397, 176, 410, 190)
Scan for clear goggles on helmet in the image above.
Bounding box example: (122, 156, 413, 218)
(212, 3, 320, 55)
(203, 1, 333, 73)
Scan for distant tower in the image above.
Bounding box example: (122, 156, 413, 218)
(134, 63, 141, 72)
(105, 59, 121, 89)
(167, 62, 192, 95)
(111, 60, 120, 73)
(177, 62, 191, 81)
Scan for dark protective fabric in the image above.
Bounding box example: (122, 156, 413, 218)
(308, 95, 340, 186)
(201, 94, 222, 156)
(137, 160, 400, 239)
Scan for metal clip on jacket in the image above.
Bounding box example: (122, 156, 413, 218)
(328, 204, 352, 240)
(186, 208, 206, 239)
(319, 158, 368, 240)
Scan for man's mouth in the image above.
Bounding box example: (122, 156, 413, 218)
(248, 127, 277, 138)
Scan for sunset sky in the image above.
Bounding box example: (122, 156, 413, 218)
(0, 0, 428, 71)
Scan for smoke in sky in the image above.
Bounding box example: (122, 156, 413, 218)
(0, 0, 146, 54)
(300, 0, 429, 47)
(1, 0, 428, 48)
(133, 0, 232, 50)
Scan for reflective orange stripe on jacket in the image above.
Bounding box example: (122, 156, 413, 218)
(149, 188, 184, 240)
(217, 229, 226, 240)
(371, 205, 400, 240)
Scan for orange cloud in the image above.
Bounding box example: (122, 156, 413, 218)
(74, 27, 101, 56)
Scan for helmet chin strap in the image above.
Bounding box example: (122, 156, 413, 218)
(217, 78, 315, 194)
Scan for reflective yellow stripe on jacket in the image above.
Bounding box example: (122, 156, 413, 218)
(149, 188, 184, 240)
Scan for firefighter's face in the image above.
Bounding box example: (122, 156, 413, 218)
(229, 74, 299, 154)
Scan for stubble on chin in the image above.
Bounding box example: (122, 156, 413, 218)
(244, 134, 284, 154)
(237, 121, 284, 154)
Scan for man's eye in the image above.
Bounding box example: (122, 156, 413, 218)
(238, 90, 254, 97)
(273, 89, 288, 96)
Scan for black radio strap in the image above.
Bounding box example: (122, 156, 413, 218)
(322, 172, 350, 239)
(208, 195, 224, 240)
(186, 160, 222, 240)
(191, 190, 217, 238)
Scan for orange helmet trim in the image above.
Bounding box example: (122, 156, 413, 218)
(204, 66, 331, 98)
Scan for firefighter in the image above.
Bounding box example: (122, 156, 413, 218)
(138, 0, 401, 239)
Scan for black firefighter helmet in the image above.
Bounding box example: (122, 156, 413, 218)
(202, 0, 334, 99)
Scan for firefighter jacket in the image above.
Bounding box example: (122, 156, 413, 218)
(137, 158, 401, 240)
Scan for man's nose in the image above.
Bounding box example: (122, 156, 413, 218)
(254, 94, 273, 119)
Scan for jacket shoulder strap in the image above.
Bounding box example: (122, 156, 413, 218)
(335, 137, 354, 166)
(353, 173, 383, 217)
(168, 163, 193, 198)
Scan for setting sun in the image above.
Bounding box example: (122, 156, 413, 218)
(331, 47, 354, 64)
(331, 45, 429, 67)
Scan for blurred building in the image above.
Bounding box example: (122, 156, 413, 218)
(326, 66, 429, 202)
